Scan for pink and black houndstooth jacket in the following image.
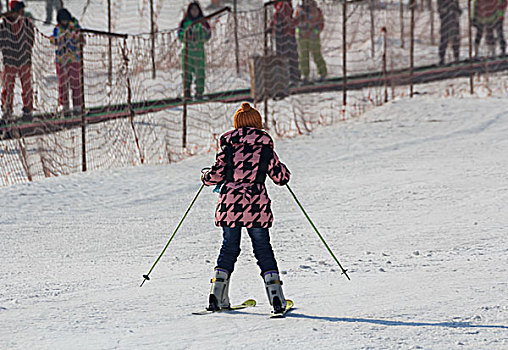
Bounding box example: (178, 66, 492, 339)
(202, 127, 291, 228)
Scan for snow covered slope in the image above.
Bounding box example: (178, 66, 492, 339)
(0, 96, 507, 349)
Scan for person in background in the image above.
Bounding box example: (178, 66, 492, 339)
(494, 0, 508, 56)
(51, 8, 84, 115)
(0, 1, 34, 119)
(294, 0, 327, 83)
(437, 0, 461, 65)
(268, 0, 300, 83)
(201, 102, 291, 314)
(473, 0, 507, 57)
(44, 0, 62, 25)
(178, 2, 211, 100)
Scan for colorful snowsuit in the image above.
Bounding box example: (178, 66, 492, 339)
(202, 127, 291, 228)
(51, 19, 84, 109)
(0, 15, 34, 115)
(438, 0, 461, 64)
(269, 1, 300, 82)
(178, 18, 211, 97)
(294, 1, 327, 79)
(473, 0, 507, 55)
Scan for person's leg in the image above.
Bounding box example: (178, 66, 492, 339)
(19, 65, 33, 114)
(1, 65, 17, 116)
(216, 226, 242, 273)
(474, 23, 484, 57)
(209, 226, 242, 310)
(486, 24, 496, 56)
(277, 34, 300, 82)
(297, 36, 310, 80)
(194, 50, 206, 97)
(496, 20, 506, 55)
(45, 0, 53, 24)
(451, 22, 460, 61)
(69, 62, 82, 109)
(439, 18, 450, 64)
(56, 62, 70, 109)
(288, 35, 301, 82)
(247, 227, 278, 273)
(311, 35, 327, 78)
(181, 49, 193, 98)
(247, 227, 286, 312)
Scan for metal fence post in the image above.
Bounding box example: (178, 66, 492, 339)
(410, 0, 415, 98)
(342, 0, 347, 106)
(430, 0, 435, 45)
(80, 41, 87, 172)
(183, 29, 189, 149)
(263, 4, 269, 129)
(369, 0, 375, 58)
(107, 0, 112, 85)
(468, 0, 474, 94)
(234, 0, 240, 74)
(150, 0, 156, 79)
(122, 39, 144, 164)
(400, 0, 405, 48)
(382, 27, 388, 103)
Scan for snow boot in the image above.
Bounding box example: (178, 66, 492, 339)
(263, 270, 287, 313)
(207, 268, 230, 311)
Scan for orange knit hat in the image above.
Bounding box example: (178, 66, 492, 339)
(233, 102, 263, 129)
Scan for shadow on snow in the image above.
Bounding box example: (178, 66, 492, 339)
(286, 312, 508, 330)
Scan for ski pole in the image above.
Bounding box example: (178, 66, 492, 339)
(140, 183, 205, 287)
(286, 184, 351, 280)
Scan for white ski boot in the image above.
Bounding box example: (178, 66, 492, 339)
(263, 270, 287, 314)
(207, 268, 231, 311)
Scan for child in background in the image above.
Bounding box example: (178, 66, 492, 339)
(294, 0, 327, 83)
(0, 1, 34, 119)
(51, 8, 84, 115)
(178, 2, 211, 100)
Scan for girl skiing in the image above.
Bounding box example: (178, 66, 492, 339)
(178, 2, 211, 100)
(51, 8, 84, 115)
(201, 102, 291, 314)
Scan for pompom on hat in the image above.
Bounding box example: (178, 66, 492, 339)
(233, 102, 263, 129)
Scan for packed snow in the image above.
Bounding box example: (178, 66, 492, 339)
(1, 96, 507, 349)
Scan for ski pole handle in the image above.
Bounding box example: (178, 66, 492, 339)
(140, 183, 205, 287)
(286, 184, 351, 281)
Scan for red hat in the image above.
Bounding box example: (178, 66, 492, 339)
(10, 1, 25, 12)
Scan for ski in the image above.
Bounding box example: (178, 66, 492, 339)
(270, 299, 294, 318)
(192, 298, 256, 315)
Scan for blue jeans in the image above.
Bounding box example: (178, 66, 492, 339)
(216, 227, 279, 274)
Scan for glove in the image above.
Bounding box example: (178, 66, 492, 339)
(201, 167, 211, 184)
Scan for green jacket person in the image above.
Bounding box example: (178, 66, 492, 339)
(178, 2, 211, 99)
